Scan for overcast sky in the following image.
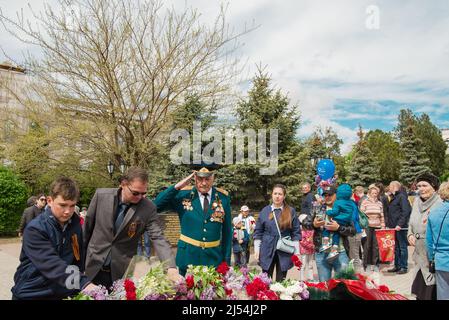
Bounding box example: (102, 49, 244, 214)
(1, 0, 449, 153)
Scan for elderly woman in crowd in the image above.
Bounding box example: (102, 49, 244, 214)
(408, 172, 443, 300)
(426, 181, 449, 300)
(360, 184, 385, 273)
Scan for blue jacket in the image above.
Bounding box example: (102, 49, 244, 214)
(253, 205, 301, 272)
(232, 227, 249, 253)
(326, 184, 355, 225)
(11, 207, 90, 299)
(426, 201, 449, 272)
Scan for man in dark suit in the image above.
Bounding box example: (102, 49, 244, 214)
(387, 181, 412, 274)
(18, 194, 46, 237)
(83, 167, 180, 289)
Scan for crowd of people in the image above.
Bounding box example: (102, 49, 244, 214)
(10, 166, 449, 300)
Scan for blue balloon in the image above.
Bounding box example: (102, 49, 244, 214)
(316, 159, 335, 180)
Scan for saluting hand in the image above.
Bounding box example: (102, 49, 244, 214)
(175, 172, 195, 190)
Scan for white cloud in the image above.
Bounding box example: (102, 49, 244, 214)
(1, 0, 448, 150)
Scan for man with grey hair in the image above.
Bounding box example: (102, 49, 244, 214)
(301, 182, 315, 217)
(387, 180, 412, 274)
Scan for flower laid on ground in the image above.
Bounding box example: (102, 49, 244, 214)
(182, 264, 226, 300)
(68, 285, 109, 300)
(66, 260, 314, 300)
(134, 263, 176, 300)
(124, 279, 137, 300)
(270, 279, 309, 300)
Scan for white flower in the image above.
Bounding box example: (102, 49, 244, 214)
(280, 293, 293, 300)
(270, 283, 286, 293)
(286, 285, 301, 296)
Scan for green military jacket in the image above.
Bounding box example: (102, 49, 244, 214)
(154, 185, 232, 273)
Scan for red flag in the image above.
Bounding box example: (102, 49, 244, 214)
(375, 229, 396, 262)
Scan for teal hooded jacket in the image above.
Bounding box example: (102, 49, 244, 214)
(326, 184, 356, 224)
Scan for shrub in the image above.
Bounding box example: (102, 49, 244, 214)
(0, 167, 28, 236)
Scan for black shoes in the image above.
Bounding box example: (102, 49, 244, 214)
(397, 268, 408, 275)
(387, 267, 400, 273)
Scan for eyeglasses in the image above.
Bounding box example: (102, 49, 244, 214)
(127, 185, 147, 197)
(39, 198, 46, 202)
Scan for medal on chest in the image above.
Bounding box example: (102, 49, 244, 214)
(128, 222, 137, 238)
(210, 193, 225, 223)
(182, 191, 194, 211)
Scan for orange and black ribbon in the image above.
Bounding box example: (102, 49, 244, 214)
(71, 234, 80, 261)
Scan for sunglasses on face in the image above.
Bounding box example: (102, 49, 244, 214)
(39, 198, 46, 202)
(127, 185, 147, 197)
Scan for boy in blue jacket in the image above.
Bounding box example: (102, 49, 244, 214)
(11, 177, 97, 300)
(320, 184, 357, 260)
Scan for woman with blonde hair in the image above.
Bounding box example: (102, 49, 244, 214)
(253, 184, 301, 282)
(360, 184, 385, 273)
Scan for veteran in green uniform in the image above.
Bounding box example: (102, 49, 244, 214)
(154, 166, 232, 275)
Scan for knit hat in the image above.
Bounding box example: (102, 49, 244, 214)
(232, 216, 242, 226)
(415, 172, 440, 191)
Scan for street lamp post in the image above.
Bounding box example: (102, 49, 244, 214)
(107, 160, 114, 179)
(119, 159, 127, 174)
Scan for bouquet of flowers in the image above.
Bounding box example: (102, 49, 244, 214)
(67, 260, 310, 300)
(270, 279, 309, 300)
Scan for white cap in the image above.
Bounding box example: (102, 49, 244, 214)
(233, 217, 242, 225)
(240, 205, 249, 212)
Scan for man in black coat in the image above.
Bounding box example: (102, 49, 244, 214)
(387, 181, 412, 274)
(18, 194, 46, 237)
(301, 183, 315, 216)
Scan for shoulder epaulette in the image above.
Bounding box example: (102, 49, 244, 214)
(181, 186, 193, 191)
(215, 187, 229, 196)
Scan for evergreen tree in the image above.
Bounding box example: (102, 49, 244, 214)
(399, 120, 431, 186)
(415, 114, 447, 177)
(348, 126, 380, 187)
(395, 108, 445, 177)
(229, 67, 306, 208)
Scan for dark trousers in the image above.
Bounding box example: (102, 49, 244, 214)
(263, 253, 287, 282)
(245, 247, 251, 265)
(394, 230, 408, 270)
(234, 252, 246, 267)
(92, 269, 113, 290)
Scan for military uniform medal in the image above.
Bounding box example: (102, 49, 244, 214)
(210, 193, 224, 223)
(128, 222, 137, 238)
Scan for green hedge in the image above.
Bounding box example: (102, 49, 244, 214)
(0, 167, 28, 236)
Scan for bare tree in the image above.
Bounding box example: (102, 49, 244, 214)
(0, 0, 251, 169)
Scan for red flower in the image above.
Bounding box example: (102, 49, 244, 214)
(124, 279, 137, 300)
(291, 254, 302, 271)
(216, 261, 230, 276)
(225, 287, 233, 296)
(378, 285, 390, 293)
(186, 275, 195, 289)
(246, 277, 269, 298)
(126, 291, 137, 300)
(256, 289, 279, 300)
